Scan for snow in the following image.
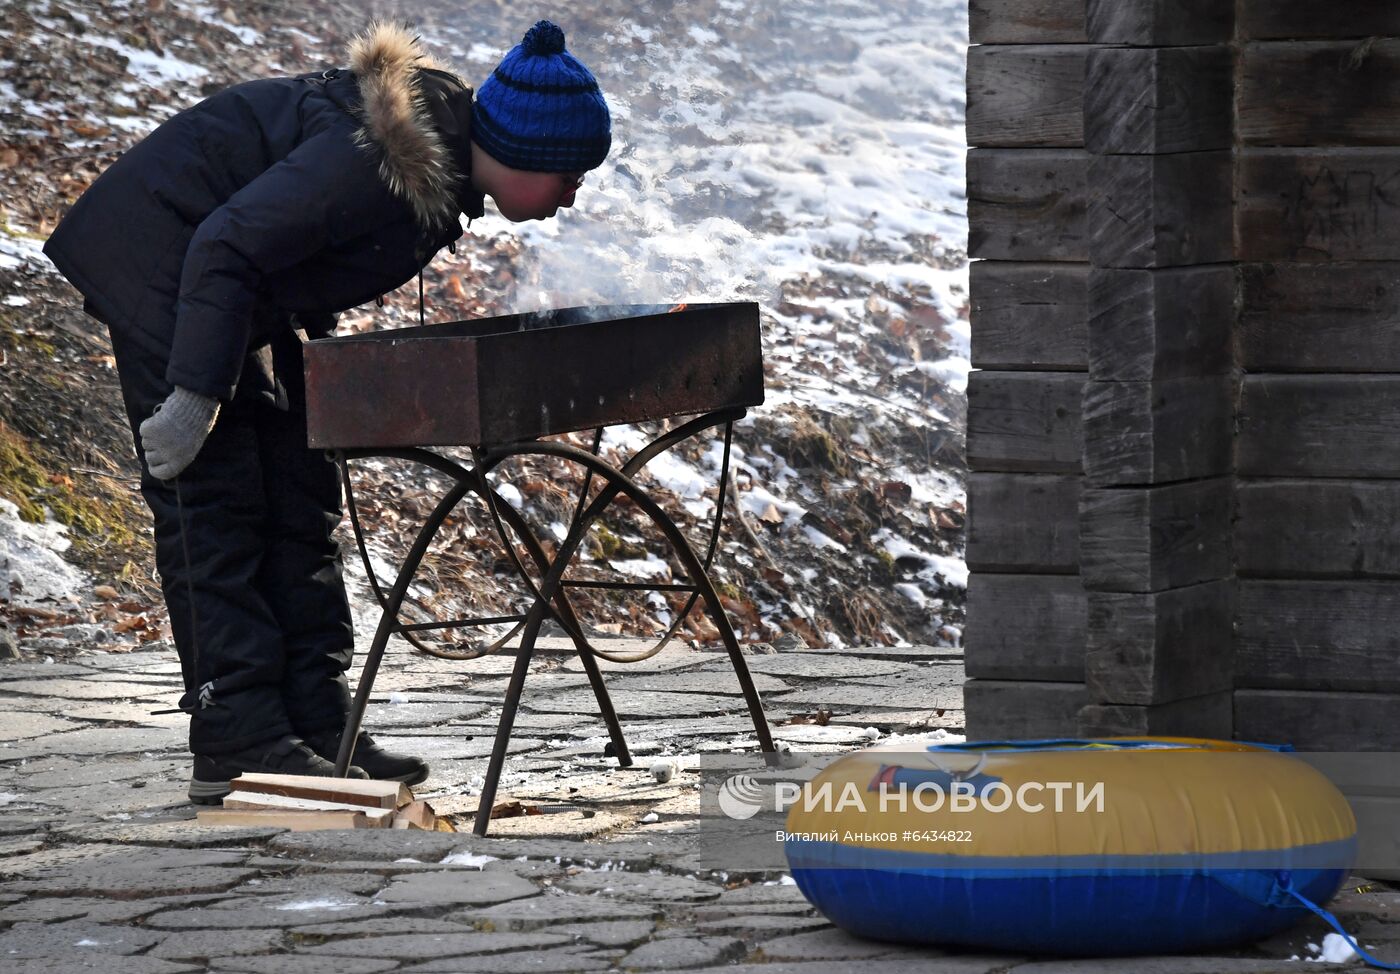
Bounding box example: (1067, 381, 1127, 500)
(1302, 933, 1359, 964)
(440, 851, 499, 869)
(0, 226, 53, 273)
(0, 498, 89, 604)
(610, 553, 672, 579)
(83, 34, 209, 84)
(271, 898, 358, 911)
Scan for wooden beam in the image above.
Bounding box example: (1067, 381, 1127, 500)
(1085, 0, 1233, 45)
(967, 371, 1084, 473)
(222, 792, 397, 828)
(1088, 267, 1233, 381)
(1085, 47, 1232, 155)
(1079, 479, 1232, 593)
(1237, 480, 1400, 578)
(228, 773, 410, 810)
(971, 261, 1089, 371)
(1235, 689, 1400, 750)
(1240, 41, 1400, 147)
(1236, 580, 1400, 693)
(1239, 2, 1400, 41)
(964, 678, 1089, 739)
(196, 808, 378, 830)
(1082, 376, 1232, 485)
(966, 573, 1086, 680)
(968, 149, 1089, 262)
(1085, 581, 1232, 705)
(1077, 691, 1232, 737)
(1239, 375, 1400, 477)
(1089, 152, 1233, 268)
(970, 0, 1087, 44)
(967, 473, 1081, 573)
(967, 45, 1087, 148)
(1239, 149, 1400, 262)
(1240, 262, 1400, 371)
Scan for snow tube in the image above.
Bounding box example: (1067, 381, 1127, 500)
(783, 738, 1356, 956)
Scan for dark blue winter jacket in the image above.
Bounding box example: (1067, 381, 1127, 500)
(43, 23, 483, 402)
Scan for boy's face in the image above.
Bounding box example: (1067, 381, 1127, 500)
(490, 168, 585, 222)
(469, 141, 591, 222)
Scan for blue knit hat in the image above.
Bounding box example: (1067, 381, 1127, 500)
(472, 20, 611, 173)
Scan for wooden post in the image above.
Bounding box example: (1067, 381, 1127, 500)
(1075, 0, 1235, 738)
(964, 1, 1094, 736)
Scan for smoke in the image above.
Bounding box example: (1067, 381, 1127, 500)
(377, 0, 967, 317)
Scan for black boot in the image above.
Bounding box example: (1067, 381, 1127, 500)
(303, 729, 429, 786)
(189, 735, 369, 804)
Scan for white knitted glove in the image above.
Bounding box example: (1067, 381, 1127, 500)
(138, 387, 220, 480)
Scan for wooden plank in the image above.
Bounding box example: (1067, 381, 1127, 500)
(967, 45, 1086, 148)
(392, 800, 440, 831)
(1235, 580, 1400, 693)
(1086, 0, 1233, 45)
(1079, 479, 1232, 593)
(967, 473, 1081, 573)
(963, 678, 1089, 740)
(223, 792, 397, 827)
(1237, 481, 1400, 578)
(1088, 267, 1232, 381)
(224, 791, 393, 815)
(1235, 689, 1400, 750)
(1077, 691, 1232, 738)
(1085, 47, 1232, 155)
(968, 149, 1089, 262)
(196, 808, 374, 830)
(1240, 262, 1400, 371)
(229, 773, 410, 810)
(965, 573, 1086, 680)
(967, 371, 1084, 473)
(970, 0, 1087, 44)
(1240, 2, 1400, 41)
(1238, 375, 1400, 477)
(970, 261, 1089, 371)
(1082, 376, 1232, 485)
(1238, 149, 1400, 262)
(1240, 41, 1400, 147)
(1085, 581, 1232, 705)
(1089, 152, 1232, 268)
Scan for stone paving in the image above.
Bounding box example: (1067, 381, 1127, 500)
(0, 637, 1394, 973)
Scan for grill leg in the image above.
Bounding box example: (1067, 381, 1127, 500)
(478, 495, 634, 772)
(472, 608, 539, 837)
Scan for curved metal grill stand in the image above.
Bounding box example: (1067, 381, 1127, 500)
(330, 407, 777, 836)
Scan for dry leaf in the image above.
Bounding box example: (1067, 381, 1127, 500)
(879, 481, 912, 504)
(114, 615, 148, 634)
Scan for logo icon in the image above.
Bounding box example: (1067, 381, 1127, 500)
(717, 773, 765, 820)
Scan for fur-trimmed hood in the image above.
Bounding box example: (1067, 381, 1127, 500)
(347, 22, 467, 229)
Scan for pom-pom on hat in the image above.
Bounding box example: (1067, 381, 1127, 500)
(472, 20, 611, 173)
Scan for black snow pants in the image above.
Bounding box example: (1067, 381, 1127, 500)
(106, 323, 355, 756)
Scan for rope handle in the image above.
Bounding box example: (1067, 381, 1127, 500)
(1273, 875, 1400, 970)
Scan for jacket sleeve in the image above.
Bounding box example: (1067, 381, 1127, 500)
(166, 129, 405, 400)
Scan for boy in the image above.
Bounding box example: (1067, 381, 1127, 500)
(42, 20, 611, 802)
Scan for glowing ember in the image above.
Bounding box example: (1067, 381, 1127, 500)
(667, 303, 689, 313)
